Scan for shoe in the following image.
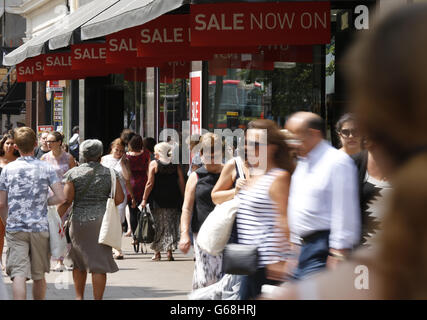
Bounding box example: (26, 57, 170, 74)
(113, 254, 124, 260)
(53, 262, 65, 272)
(65, 265, 74, 271)
(167, 255, 175, 261)
(151, 253, 161, 261)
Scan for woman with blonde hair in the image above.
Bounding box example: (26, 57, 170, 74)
(263, 3, 427, 300)
(101, 138, 136, 260)
(179, 133, 225, 290)
(141, 142, 185, 261)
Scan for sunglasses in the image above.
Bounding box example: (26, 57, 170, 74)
(46, 140, 58, 143)
(340, 129, 360, 138)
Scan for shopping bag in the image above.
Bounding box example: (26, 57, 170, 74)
(47, 205, 67, 258)
(98, 168, 122, 250)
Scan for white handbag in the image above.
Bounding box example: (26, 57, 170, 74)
(196, 157, 245, 256)
(98, 168, 122, 250)
(47, 205, 67, 258)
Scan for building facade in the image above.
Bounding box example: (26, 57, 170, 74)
(4, 0, 423, 151)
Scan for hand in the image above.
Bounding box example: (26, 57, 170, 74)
(178, 232, 191, 254)
(140, 200, 147, 210)
(326, 249, 348, 270)
(235, 178, 247, 194)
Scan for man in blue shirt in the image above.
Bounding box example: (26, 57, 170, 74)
(286, 112, 360, 280)
(0, 127, 65, 300)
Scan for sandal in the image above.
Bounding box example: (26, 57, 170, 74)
(167, 252, 174, 261)
(151, 253, 161, 261)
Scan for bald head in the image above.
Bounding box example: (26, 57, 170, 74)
(285, 112, 325, 156)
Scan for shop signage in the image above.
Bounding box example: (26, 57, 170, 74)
(72, 43, 108, 70)
(124, 68, 147, 82)
(190, 71, 202, 135)
(191, 2, 331, 46)
(261, 45, 313, 63)
(37, 125, 54, 136)
(44, 53, 72, 76)
(16, 56, 47, 82)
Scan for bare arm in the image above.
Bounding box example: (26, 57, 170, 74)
(48, 182, 66, 207)
(140, 160, 157, 208)
(0, 191, 8, 224)
(121, 158, 136, 207)
(114, 177, 125, 206)
(68, 154, 77, 169)
(269, 171, 291, 239)
(211, 160, 236, 205)
(57, 182, 74, 217)
(178, 172, 198, 254)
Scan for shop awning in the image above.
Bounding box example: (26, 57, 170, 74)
(3, 0, 120, 66)
(80, 0, 188, 41)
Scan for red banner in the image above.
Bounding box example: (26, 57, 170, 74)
(124, 68, 146, 82)
(44, 53, 72, 76)
(190, 71, 202, 135)
(160, 61, 191, 81)
(261, 45, 313, 63)
(191, 2, 331, 47)
(16, 56, 46, 82)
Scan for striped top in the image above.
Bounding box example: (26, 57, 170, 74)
(236, 168, 289, 268)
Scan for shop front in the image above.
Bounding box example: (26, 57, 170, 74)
(4, 0, 377, 152)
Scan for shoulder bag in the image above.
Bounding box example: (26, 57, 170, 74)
(196, 157, 245, 256)
(98, 168, 122, 250)
(47, 205, 67, 258)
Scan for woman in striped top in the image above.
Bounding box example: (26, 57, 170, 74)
(236, 119, 294, 300)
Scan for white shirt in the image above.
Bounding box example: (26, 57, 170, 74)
(288, 140, 361, 250)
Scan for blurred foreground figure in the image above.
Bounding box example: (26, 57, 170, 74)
(285, 112, 360, 280)
(264, 3, 427, 299)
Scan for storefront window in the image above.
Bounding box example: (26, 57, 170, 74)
(207, 49, 320, 131)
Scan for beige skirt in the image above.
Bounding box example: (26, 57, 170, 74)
(67, 216, 119, 274)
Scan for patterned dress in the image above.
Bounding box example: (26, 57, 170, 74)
(149, 161, 182, 253)
(63, 163, 119, 273)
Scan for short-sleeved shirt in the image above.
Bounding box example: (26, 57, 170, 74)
(0, 156, 59, 232)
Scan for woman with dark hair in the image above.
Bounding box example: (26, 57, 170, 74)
(125, 134, 150, 239)
(234, 119, 293, 299)
(263, 3, 427, 300)
(0, 131, 19, 271)
(179, 133, 224, 289)
(336, 113, 362, 156)
(41, 131, 76, 271)
(143, 137, 156, 161)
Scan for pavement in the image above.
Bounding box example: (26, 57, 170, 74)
(1, 235, 195, 300)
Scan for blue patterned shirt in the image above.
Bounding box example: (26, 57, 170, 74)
(0, 156, 60, 232)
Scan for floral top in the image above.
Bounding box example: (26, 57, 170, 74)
(63, 162, 116, 223)
(0, 156, 59, 232)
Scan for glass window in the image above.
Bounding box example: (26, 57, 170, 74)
(207, 50, 319, 131)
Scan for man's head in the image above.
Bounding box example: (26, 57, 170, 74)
(39, 132, 49, 149)
(285, 112, 325, 157)
(14, 127, 37, 155)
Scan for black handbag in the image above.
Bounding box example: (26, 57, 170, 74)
(222, 243, 259, 276)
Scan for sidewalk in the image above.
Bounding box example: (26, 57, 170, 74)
(1, 236, 195, 300)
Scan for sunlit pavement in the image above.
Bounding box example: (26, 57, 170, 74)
(1, 236, 195, 300)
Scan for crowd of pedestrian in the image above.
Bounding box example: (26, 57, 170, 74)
(0, 3, 426, 301)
